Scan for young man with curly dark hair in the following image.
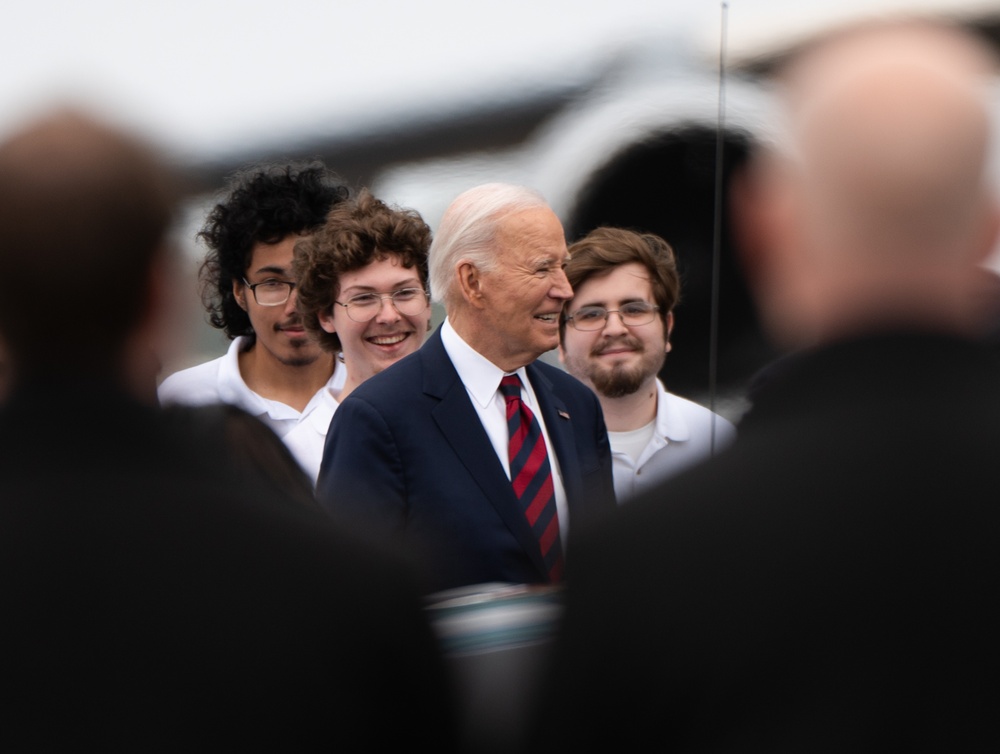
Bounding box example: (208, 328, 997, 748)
(158, 161, 350, 484)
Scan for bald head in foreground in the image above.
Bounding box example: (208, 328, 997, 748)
(0, 109, 457, 750)
(744, 17, 1000, 349)
(530, 18, 1000, 751)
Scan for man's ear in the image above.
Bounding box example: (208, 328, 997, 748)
(318, 307, 337, 335)
(664, 311, 674, 353)
(456, 261, 486, 308)
(972, 197, 1000, 267)
(729, 160, 773, 290)
(730, 155, 806, 305)
(232, 277, 248, 311)
(125, 244, 176, 405)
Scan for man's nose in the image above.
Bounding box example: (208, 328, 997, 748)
(601, 310, 629, 335)
(374, 295, 401, 323)
(551, 267, 573, 300)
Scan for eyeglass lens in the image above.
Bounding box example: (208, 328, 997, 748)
(247, 280, 293, 306)
(343, 288, 428, 322)
(569, 303, 657, 331)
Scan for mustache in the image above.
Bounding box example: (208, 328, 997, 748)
(591, 336, 644, 357)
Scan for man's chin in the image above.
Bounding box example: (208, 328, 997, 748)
(591, 367, 645, 399)
(279, 352, 323, 369)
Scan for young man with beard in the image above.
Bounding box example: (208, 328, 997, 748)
(559, 227, 735, 502)
(158, 162, 350, 484)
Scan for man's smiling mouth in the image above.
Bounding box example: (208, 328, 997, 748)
(368, 333, 409, 345)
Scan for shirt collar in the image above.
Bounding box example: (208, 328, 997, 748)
(655, 378, 691, 442)
(441, 318, 530, 408)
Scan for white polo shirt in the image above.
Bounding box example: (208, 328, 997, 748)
(157, 335, 345, 486)
(609, 378, 736, 502)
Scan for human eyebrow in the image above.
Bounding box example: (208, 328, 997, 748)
(340, 277, 423, 298)
(248, 265, 290, 279)
(532, 256, 565, 271)
(575, 296, 650, 309)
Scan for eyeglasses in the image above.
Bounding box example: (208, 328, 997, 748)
(334, 287, 429, 323)
(243, 278, 296, 307)
(564, 302, 660, 331)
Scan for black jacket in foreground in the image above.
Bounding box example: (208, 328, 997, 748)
(0, 378, 458, 752)
(530, 331, 1000, 752)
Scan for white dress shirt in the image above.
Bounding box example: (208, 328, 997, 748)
(440, 318, 569, 544)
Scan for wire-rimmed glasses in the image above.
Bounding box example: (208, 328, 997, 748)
(564, 301, 659, 331)
(334, 287, 429, 322)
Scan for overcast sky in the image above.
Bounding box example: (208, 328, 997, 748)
(7, 0, 990, 163)
(2, 1, 709, 160)
(9, 0, 995, 367)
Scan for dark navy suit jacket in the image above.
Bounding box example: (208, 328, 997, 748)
(316, 326, 617, 594)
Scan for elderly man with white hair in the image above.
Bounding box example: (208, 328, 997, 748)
(316, 182, 616, 595)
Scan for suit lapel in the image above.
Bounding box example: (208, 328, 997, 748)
(421, 330, 549, 578)
(527, 362, 583, 513)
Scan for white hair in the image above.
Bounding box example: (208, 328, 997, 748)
(429, 182, 550, 308)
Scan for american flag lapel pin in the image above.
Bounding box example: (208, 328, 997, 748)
(557, 409, 570, 420)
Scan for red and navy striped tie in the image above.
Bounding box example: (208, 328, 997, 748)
(499, 374, 564, 582)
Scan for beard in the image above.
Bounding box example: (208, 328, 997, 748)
(582, 336, 665, 399)
(277, 338, 322, 368)
(589, 361, 647, 398)
(279, 353, 321, 368)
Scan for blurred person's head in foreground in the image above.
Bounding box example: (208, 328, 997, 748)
(0, 107, 181, 398)
(733, 17, 1000, 352)
(294, 187, 432, 399)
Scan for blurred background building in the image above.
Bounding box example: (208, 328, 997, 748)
(7, 0, 1000, 419)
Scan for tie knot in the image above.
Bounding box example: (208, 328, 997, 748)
(499, 374, 522, 399)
